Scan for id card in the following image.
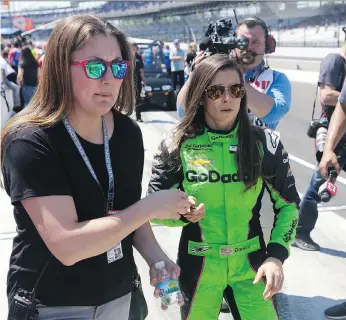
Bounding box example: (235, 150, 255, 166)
(107, 242, 123, 264)
(106, 210, 123, 264)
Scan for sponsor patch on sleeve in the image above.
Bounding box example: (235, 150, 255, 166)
(264, 129, 280, 155)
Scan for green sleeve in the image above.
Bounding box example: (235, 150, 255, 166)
(147, 139, 189, 228)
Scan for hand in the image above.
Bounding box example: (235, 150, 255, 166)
(144, 189, 192, 220)
(191, 51, 207, 70)
(150, 259, 183, 310)
(253, 258, 284, 300)
(320, 149, 340, 179)
(184, 196, 205, 223)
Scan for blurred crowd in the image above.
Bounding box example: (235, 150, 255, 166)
(1, 40, 45, 113)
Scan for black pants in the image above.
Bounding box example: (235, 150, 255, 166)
(135, 82, 142, 120)
(171, 70, 184, 91)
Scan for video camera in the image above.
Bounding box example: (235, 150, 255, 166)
(200, 18, 249, 55)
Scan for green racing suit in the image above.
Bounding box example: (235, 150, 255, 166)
(147, 125, 299, 320)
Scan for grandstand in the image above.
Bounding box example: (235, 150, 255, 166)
(108, 1, 346, 47)
(1, 2, 168, 26)
(2, 1, 346, 48)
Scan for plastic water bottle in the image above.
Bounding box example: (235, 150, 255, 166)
(154, 261, 183, 307)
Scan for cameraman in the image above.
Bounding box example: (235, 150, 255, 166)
(294, 43, 346, 251)
(319, 78, 346, 320)
(177, 17, 291, 130)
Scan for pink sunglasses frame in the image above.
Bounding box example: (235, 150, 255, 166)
(71, 58, 130, 79)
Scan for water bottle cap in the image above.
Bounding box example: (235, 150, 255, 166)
(154, 261, 165, 270)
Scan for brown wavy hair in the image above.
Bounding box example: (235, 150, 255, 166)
(173, 54, 262, 190)
(0, 14, 135, 186)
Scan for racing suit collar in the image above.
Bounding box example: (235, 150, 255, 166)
(205, 121, 239, 144)
(244, 60, 265, 82)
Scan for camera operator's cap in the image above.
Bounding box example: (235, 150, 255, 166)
(174, 39, 180, 44)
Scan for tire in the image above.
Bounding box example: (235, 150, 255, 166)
(167, 90, 177, 111)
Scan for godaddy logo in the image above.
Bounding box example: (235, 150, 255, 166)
(186, 170, 248, 183)
(283, 219, 298, 243)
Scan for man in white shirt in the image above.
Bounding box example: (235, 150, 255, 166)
(0, 53, 21, 111)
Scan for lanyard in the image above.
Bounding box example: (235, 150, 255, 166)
(246, 61, 268, 83)
(63, 117, 114, 213)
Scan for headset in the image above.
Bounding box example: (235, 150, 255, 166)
(240, 16, 276, 54)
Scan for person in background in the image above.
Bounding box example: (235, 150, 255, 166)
(177, 17, 291, 131)
(0, 50, 21, 112)
(132, 42, 146, 122)
(163, 44, 171, 77)
(142, 46, 152, 68)
(1, 50, 17, 84)
(185, 43, 197, 79)
(170, 39, 185, 92)
(8, 41, 21, 73)
(294, 43, 346, 251)
(319, 75, 346, 320)
(16, 46, 39, 106)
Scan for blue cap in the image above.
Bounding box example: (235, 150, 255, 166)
(174, 39, 180, 44)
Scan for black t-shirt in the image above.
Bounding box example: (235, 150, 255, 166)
(134, 53, 144, 86)
(20, 62, 38, 86)
(2, 110, 144, 307)
(318, 53, 346, 120)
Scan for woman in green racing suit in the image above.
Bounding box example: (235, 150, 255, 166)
(147, 54, 300, 320)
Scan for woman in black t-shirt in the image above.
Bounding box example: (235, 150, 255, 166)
(0, 15, 200, 320)
(17, 46, 38, 106)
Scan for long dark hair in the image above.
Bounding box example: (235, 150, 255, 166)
(1, 14, 135, 187)
(21, 46, 39, 68)
(173, 54, 262, 190)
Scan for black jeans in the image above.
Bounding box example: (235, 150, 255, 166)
(171, 70, 184, 91)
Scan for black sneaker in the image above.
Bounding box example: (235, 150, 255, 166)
(136, 118, 143, 123)
(220, 302, 231, 313)
(325, 302, 346, 319)
(293, 234, 320, 251)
